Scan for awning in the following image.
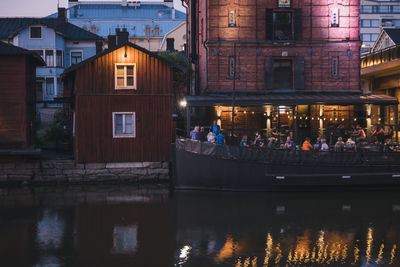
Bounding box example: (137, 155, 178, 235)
(186, 92, 399, 106)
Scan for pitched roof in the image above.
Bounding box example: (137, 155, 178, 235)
(0, 41, 45, 66)
(49, 3, 186, 21)
(384, 29, 400, 44)
(63, 41, 187, 76)
(0, 18, 103, 40)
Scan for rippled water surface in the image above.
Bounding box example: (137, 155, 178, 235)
(1, 185, 400, 266)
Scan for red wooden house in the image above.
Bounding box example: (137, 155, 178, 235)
(0, 41, 45, 149)
(63, 38, 185, 163)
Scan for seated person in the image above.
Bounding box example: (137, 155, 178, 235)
(284, 136, 295, 150)
(302, 137, 313, 151)
(271, 127, 280, 139)
(355, 125, 366, 143)
(321, 139, 329, 151)
(385, 126, 394, 141)
(240, 135, 249, 147)
(254, 134, 265, 148)
(383, 138, 395, 152)
(190, 126, 200, 140)
(334, 137, 345, 152)
(314, 137, 322, 150)
(267, 137, 276, 149)
(207, 129, 216, 143)
(198, 126, 207, 142)
(373, 127, 385, 144)
(345, 137, 356, 152)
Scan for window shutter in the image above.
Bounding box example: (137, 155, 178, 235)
(294, 9, 302, 41)
(294, 56, 305, 90)
(265, 9, 273, 41)
(264, 56, 273, 90)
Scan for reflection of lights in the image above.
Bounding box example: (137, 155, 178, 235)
(275, 242, 282, 264)
(215, 236, 238, 263)
(264, 233, 273, 265)
(178, 245, 192, 266)
(36, 210, 65, 250)
(353, 242, 360, 264)
(390, 244, 397, 264)
(366, 227, 373, 264)
(376, 243, 384, 264)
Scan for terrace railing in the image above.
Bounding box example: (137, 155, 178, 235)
(361, 44, 400, 69)
(176, 138, 400, 167)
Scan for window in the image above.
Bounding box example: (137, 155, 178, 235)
(57, 78, 63, 97)
(273, 12, 293, 40)
(112, 112, 136, 138)
(229, 11, 236, 27)
(273, 59, 293, 89)
(145, 25, 151, 37)
(115, 64, 136, 89)
(45, 78, 54, 97)
(45, 50, 54, 67)
(36, 79, 44, 101)
(361, 33, 379, 42)
(30, 26, 42, 39)
(32, 50, 44, 60)
(71, 51, 82, 65)
(331, 57, 338, 78)
(166, 38, 175, 51)
(228, 56, 236, 78)
(361, 19, 379, 28)
(56, 50, 63, 67)
(154, 25, 160, 36)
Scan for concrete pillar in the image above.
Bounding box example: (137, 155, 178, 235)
(319, 105, 324, 137)
(265, 105, 272, 136)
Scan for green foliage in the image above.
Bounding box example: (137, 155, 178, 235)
(43, 109, 71, 145)
(158, 51, 192, 83)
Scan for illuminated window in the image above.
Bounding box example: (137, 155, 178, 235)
(115, 63, 136, 89)
(331, 57, 338, 78)
(229, 11, 236, 27)
(30, 26, 42, 39)
(331, 8, 339, 27)
(112, 112, 136, 138)
(273, 59, 293, 89)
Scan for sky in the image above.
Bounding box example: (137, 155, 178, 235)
(0, 0, 186, 17)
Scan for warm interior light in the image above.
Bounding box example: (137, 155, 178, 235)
(179, 99, 187, 108)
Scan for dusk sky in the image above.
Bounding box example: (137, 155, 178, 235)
(0, 0, 186, 17)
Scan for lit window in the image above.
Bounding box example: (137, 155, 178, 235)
(71, 51, 82, 65)
(229, 11, 236, 27)
(30, 26, 42, 39)
(112, 112, 136, 138)
(331, 57, 338, 78)
(115, 64, 136, 89)
(45, 50, 54, 67)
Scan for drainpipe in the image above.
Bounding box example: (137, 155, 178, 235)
(181, 0, 190, 96)
(203, 0, 208, 93)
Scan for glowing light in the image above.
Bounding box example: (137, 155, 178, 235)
(264, 233, 273, 266)
(264, 113, 267, 116)
(179, 99, 187, 108)
(178, 245, 192, 266)
(366, 228, 373, 264)
(252, 112, 255, 115)
(390, 244, 396, 264)
(376, 243, 384, 264)
(342, 118, 345, 121)
(244, 111, 247, 114)
(354, 118, 357, 121)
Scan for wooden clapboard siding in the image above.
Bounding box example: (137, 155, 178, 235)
(74, 46, 173, 96)
(0, 55, 35, 148)
(74, 95, 173, 163)
(69, 44, 178, 163)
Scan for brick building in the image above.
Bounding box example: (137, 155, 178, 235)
(184, 0, 398, 144)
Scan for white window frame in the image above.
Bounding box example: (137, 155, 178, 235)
(30, 26, 42, 39)
(114, 63, 137, 90)
(112, 112, 136, 138)
(70, 50, 83, 66)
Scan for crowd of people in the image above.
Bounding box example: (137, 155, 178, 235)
(189, 121, 398, 152)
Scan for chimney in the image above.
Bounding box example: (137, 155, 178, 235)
(96, 41, 103, 54)
(108, 35, 117, 50)
(164, 0, 173, 8)
(68, 0, 79, 8)
(116, 28, 129, 46)
(57, 8, 67, 23)
(172, 7, 175, 19)
(121, 0, 127, 7)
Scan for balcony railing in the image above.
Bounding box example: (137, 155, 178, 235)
(361, 44, 400, 69)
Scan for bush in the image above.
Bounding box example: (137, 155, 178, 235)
(43, 110, 71, 145)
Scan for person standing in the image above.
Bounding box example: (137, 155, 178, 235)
(210, 120, 221, 135)
(284, 136, 295, 150)
(207, 129, 216, 143)
(302, 137, 313, 151)
(190, 126, 200, 140)
(321, 139, 329, 151)
(216, 130, 226, 145)
(240, 136, 249, 147)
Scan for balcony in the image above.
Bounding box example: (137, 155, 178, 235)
(361, 44, 400, 78)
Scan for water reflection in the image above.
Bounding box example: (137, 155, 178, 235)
(0, 186, 400, 266)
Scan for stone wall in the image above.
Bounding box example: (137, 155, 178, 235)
(0, 160, 170, 186)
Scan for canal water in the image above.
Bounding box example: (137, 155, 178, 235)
(1, 185, 400, 266)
